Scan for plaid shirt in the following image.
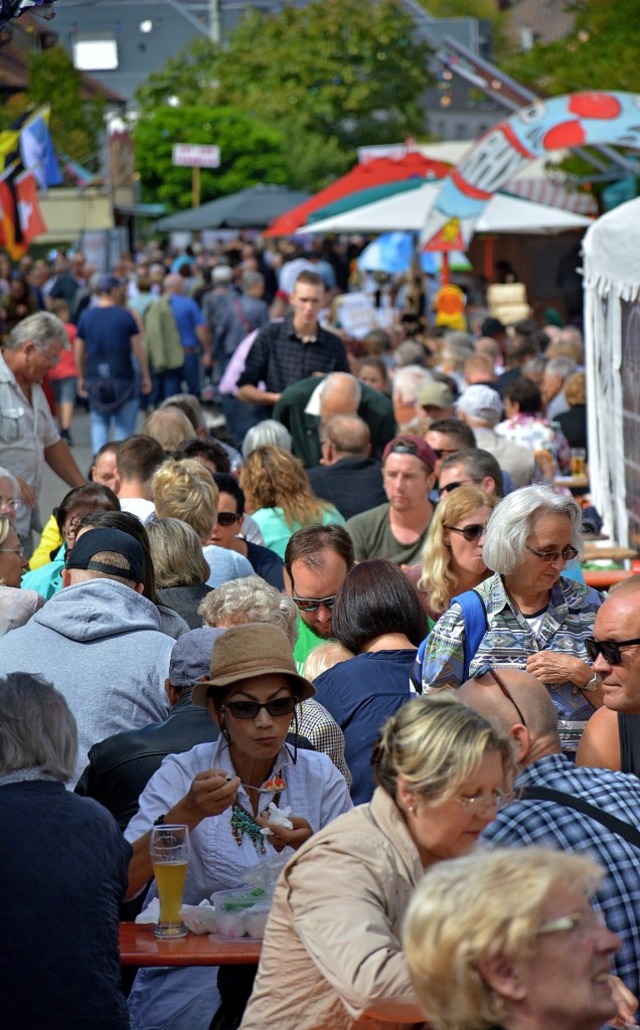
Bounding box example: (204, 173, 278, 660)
(236, 317, 349, 395)
(421, 573, 602, 720)
(298, 698, 351, 787)
(483, 753, 640, 996)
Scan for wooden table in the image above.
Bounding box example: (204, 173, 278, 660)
(119, 922, 261, 967)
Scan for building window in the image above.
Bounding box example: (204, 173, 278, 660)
(72, 38, 119, 71)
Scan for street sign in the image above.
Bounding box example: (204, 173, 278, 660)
(172, 144, 221, 169)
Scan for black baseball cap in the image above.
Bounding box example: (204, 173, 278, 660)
(65, 527, 145, 583)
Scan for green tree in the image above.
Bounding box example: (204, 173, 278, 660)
(213, 0, 431, 153)
(133, 105, 289, 209)
(0, 46, 105, 172)
(502, 2, 640, 95)
(135, 37, 219, 112)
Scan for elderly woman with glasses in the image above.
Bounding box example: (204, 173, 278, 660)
(420, 486, 603, 751)
(124, 622, 352, 1030)
(240, 693, 514, 1030)
(0, 513, 45, 634)
(404, 847, 636, 1030)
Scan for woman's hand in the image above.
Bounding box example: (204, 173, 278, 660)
(607, 974, 638, 1028)
(175, 768, 240, 828)
(526, 651, 591, 686)
(256, 813, 313, 852)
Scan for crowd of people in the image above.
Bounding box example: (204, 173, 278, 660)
(1, 238, 637, 1030)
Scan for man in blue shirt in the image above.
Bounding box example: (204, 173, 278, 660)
(163, 274, 209, 397)
(459, 668, 640, 998)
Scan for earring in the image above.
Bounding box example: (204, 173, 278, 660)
(407, 805, 415, 814)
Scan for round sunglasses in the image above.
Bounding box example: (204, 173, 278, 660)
(444, 522, 487, 542)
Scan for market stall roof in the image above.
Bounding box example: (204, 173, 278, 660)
(155, 185, 311, 231)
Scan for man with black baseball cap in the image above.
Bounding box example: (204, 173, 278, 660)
(0, 526, 173, 787)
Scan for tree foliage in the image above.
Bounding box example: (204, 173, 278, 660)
(502, 1, 640, 95)
(134, 0, 433, 192)
(133, 105, 289, 209)
(0, 46, 105, 171)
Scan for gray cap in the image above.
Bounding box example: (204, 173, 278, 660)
(169, 627, 226, 688)
(457, 385, 503, 424)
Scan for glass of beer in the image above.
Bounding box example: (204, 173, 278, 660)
(150, 824, 190, 939)
(570, 448, 586, 477)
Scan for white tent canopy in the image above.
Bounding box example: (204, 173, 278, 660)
(582, 197, 640, 548)
(299, 181, 594, 234)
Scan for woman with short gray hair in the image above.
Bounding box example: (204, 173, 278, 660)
(1, 672, 131, 1028)
(421, 486, 603, 751)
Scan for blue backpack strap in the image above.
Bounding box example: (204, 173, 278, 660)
(450, 589, 489, 681)
(411, 636, 429, 692)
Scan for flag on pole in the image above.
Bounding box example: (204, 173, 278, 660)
(0, 163, 47, 259)
(19, 105, 62, 189)
(16, 170, 47, 241)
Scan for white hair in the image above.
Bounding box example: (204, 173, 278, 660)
(483, 485, 583, 575)
(392, 365, 432, 404)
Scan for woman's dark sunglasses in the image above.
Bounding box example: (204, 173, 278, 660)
(217, 512, 243, 527)
(585, 636, 640, 665)
(444, 522, 487, 542)
(222, 697, 297, 720)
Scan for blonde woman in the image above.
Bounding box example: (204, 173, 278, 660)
(240, 693, 514, 1030)
(239, 445, 345, 560)
(152, 459, 253, 588)
(146, 517, 211, 629)
(407, 485, 497, 623)
(0, 514, 44, 635)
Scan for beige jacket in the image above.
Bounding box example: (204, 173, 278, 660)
(240, 787, 427, 1030)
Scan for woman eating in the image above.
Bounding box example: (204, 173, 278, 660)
(407, 485, 497, 622)
(124, 622, 352, 1030)
(421, 486, 603, 748)
(240, 692, 514, 1030)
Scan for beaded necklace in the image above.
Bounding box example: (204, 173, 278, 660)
(231, 790, 283, 856)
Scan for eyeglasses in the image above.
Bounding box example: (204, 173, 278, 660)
(444, 522, 487, 542)
(217, 512, 243, 527)
(585, 635, 640, 666)
(476, 666, 528, 728)
(292, 594, 337, 613)
(525, 544, 579, 564)
(0, 545, 26, 558)
(537, 909, 606, 937)
(432, 448, 460, 460)
(439, 479, 476, 495)
(455, 789, 511, 813)
(222, 697, 297, 720)
(0, 499, 20, 514)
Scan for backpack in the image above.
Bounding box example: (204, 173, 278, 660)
(411, 588, 489, 691)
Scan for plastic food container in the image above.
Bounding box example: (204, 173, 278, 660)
(211, 887, 271, 939)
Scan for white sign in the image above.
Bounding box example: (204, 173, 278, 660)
(172, 144, 221, 169)
(334, 292, 378, 339)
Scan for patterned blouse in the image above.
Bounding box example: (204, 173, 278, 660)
(421, 573, 602, 721)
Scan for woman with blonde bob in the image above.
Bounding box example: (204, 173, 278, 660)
(238, 445, 344, 559)
(240, 693, 514, 1030)
(404, 846, 631, 1030)
(152, 459, 253, 588)
(409, 485, 497, 621)
(146, 517, 211, 629)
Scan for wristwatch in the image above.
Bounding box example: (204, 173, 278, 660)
(581, 672, 601, 692)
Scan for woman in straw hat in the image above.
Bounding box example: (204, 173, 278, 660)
(124, 622, 351, 1030)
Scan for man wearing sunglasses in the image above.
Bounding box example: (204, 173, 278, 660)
(577, 577, 640, 777)
(460, 667, 640, 998)
(284, 525, 354, 672)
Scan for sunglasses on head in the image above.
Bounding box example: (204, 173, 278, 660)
(222, 697, 297, 720)
(444, 522, 487, 542)
(292, 594, 337, 613)
(217, 512, 242, 527)
(585, 636, 640, 665)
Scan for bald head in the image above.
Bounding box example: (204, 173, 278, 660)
(321, 414, 370, 459)
(163, 274, 184, 294)
(459, 668, 560, 765)
(319, 373, 362, 424)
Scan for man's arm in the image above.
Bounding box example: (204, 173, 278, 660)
(575, 705, 621, 770)
(236, 323, 280, 405)
(236, 383, 281, 406)
(44, 439, 86, 488)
